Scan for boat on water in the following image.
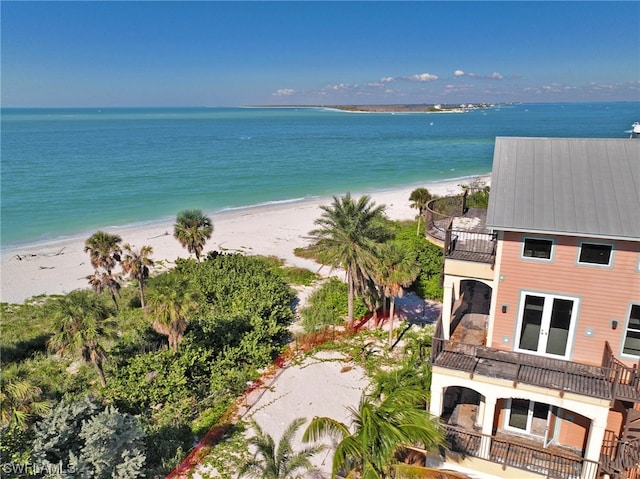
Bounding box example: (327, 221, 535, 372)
(627, 121, 640, 138)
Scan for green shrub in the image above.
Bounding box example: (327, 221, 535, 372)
(300, 278, 368, 332)
(392, 221, 444, 301)
(31, 395, 146, 479)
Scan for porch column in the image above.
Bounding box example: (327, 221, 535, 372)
(479, 395, 496, 459)
(441, 281, 454, 340)
(428, 375, 444, 419)
(582, 416, 607, 479)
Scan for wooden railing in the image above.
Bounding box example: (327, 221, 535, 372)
(431, 336, 612, 399)
(601, 431, 640, 479)
(444, 425, 601, 479)
(602, 341, 640, 401)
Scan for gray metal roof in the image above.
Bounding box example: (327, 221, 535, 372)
(486, 137, 640, 241)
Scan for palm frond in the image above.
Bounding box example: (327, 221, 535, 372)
(302, 416, 350, 443)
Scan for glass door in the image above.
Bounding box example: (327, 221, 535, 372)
(506, 399, 552, 439)
(516, 293, 578, 359)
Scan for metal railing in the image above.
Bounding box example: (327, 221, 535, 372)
(444, 223, 497, 259)
(425, 190, 496, 263)
(444, 425, 600, 479)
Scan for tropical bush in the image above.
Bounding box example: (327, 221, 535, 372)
(0, 252, 299, 477)
(392, 222, 443, 300)
(31, 395, 146, 479)
(300, 278, 368, 332)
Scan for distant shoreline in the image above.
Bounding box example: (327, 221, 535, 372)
(250, 103, 494, 113)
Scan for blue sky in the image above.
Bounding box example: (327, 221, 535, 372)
(2, 1, 639, 107)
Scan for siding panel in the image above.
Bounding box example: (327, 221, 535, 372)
(491, 232, 640, 367)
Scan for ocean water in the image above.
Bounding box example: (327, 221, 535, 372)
(1, 102, 638, 248)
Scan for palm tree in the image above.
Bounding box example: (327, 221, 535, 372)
(145, 272, 197, 351)
(84, 231, 123, 273)
(47, 290, 113, 388)
(173, 209, 213, 262)
(238, 418, 324, 479)
(87, 270, 121, 310)
(1, 366, 51, 430)
(310, 194, 391, 324)
(302, 387, 446, 479)
(121, 243, 154, 307)
(409, 188, 432, 236)
(85, 231, 123, 310)
(373, 242, 420, 348)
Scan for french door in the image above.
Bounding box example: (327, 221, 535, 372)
(506, 399, 558, 446)
(515, 292, 578, 359)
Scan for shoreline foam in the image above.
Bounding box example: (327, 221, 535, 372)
(1, 175, 489, 305)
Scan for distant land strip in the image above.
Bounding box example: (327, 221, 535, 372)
(253, 103, 494, 112)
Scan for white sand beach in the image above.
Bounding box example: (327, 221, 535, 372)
(241, 350, 370, 478)
(0, 176, 488, 304)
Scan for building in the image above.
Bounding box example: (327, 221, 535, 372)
(427, 137, 640, 479)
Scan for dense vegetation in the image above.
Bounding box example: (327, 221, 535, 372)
(200, 325, 457, 478)
(1, 253, 300, 478)
(1, 185, 464, 477)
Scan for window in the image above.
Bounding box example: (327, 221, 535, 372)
(623, 304, 640, 357)
(506, 399, 550, 437)
(522, 238, 553, 260)
(578, 242, 613, 266)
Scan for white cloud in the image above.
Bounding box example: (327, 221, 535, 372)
(404, 73, 438, 82)
(488, 72, 503, 80)
(380, 76, 395, 83)
(272, 88, 297, 97)
(454, 70, 465, 77)
(323, 83, 355, 91)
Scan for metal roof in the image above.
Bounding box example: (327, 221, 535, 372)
(486, 137, 640, 241)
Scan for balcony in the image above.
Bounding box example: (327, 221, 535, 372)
(425, 188, 497, 265)
(431, 316, 640, 479)
(443, 425, 600, 479)
(431, 317, 640, 403)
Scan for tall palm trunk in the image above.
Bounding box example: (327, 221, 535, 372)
(94, 361, 107, 388)
(388, 297, 396, 349)
(138, 282, 146, 308)
(347, 273, 355, 325)
(109, 289, 119, 311)
(89, 348, 107, 387)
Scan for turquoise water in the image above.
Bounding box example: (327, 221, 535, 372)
(1, 103, 638, 247)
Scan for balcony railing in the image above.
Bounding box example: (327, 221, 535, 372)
(602, 341, 640, 402)
(601, 430, 640, 479)
(432, 328, 640, 403)
(425, 189, 496, 264)
(444, 425, 601, 479)
(444, 222, 497, 264)
(431, 336, 613, 399)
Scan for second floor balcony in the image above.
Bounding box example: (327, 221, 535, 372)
(431, 315, 640, 403)
(425, 188, 497, 265)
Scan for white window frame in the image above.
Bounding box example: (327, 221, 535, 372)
(622, 303, 640, 359)
(521, 236, 555, 262)
(576, 241, 614, 267)
(504, 399, 551, 438)
(514, 291, 579, 359)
